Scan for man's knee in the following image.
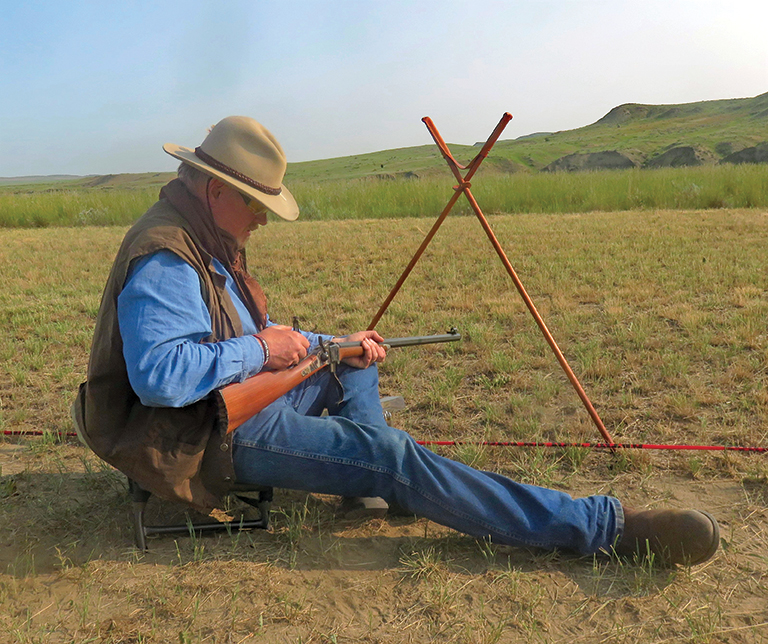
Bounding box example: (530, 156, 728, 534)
(367, 424, 413, 462)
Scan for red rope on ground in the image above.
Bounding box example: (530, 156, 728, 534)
(4, 431, 765, 453)
(417, 440, 767, 453)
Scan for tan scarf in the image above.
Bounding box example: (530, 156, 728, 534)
(160, 179, 268, 331)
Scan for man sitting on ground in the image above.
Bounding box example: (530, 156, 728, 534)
(73, 116, 719, 566)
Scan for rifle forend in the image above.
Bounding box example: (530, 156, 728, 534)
(215, 329, 460, 434)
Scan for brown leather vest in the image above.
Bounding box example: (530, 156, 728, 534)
(73, 198, 246, 512)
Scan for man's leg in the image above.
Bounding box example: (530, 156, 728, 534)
(232, 366, 621, 554)
(232, 364, 719, 564)
(284, 362, 392, 518)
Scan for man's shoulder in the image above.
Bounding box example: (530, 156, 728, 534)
(122, 200, 203, 263)
(127, 199, 189, 243)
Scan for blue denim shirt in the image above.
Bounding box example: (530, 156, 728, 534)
(117, 250, 330, 408)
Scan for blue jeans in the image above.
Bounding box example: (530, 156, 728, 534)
(232, 364, 623, 554)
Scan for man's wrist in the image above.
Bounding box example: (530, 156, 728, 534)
(254, 334, 270, 367)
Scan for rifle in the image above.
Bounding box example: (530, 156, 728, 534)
(215, 329, 461, 434)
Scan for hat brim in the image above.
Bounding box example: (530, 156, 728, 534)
(163, 143, 299, 221)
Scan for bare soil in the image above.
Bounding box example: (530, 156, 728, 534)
(1, 441, 766, 643)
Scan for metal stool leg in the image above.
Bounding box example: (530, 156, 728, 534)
(127, 478, 272, 550)
(128, 478, 151, 551)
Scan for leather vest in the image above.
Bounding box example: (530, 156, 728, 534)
(73, 198, 245, 512)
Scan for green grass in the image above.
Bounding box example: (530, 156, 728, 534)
(2, 164, 767, 228)
(0, 185, 160, 227)
(3, 209, 768, 463)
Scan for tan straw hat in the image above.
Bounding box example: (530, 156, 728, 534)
(163, 116, 299, 221)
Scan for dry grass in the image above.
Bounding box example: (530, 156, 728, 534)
(1, 208, 768, 642)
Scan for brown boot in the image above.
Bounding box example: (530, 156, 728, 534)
(615, 507, 720, 566)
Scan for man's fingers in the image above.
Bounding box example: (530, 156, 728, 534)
(336, 330, 387, 369)
(361, 337, 385, 365)
(258, 326, 310, 370)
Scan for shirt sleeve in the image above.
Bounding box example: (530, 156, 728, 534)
(298, 326, 334, 350)
(117, 250, 266, 408)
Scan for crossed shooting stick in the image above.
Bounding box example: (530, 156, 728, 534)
(368, 113, 616, 446)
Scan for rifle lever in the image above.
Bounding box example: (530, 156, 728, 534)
(318, 338, 341, 374)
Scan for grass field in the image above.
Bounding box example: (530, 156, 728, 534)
(1, 209, 767, 642)
(2, 164, 768, 227)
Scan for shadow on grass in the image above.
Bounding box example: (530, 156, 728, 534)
(1, 469, 677, 602)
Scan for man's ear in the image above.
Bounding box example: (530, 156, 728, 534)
(207, 178, 227, 199)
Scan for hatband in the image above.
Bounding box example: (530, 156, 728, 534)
(194, 147, 282, 197)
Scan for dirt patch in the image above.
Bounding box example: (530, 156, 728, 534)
(0, 444, 26, 477)
(644, 146, 714, 168)
(720, 142, 768, 165)
(542, 151, 636, 173)
(1, 442, 767, 643)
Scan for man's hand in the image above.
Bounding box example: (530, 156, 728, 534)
(337, 330, 387, 369)
(257, 325, 310, 371)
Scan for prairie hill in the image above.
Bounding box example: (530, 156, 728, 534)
(494, 92, 768, 171)
(288, 92, 768, 179)
(3, 92, 766, 189)
(0, 172, 176, 192)
(0, 174, 83, 185)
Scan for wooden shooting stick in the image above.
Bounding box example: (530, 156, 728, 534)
(367, 113, 615, 445)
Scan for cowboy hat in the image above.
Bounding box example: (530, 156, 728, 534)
(163, 116, 299, 221)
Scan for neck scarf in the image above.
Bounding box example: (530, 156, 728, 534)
(160, 178, 268, 331)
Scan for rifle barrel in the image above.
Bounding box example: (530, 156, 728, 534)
(336, 331, 461, 349)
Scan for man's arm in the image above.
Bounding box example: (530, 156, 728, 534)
(118, 250, 381, 408)
(118, 250, 268, 407)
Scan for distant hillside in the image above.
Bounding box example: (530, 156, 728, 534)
(3, 93, 766, 189)
(288, 92, 768, 179)
(0, 174, 84, 186)
(0, 172, 175, 191)
(504, 92, 768, 172)
(284, 144, 467, 182)
(76, 172, 176, 189)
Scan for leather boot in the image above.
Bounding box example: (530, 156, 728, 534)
(615, 507, 720, 566)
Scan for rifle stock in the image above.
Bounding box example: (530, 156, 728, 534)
(215, 330, 460, 434)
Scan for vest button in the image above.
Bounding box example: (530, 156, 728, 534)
(220, 443, 229, 451)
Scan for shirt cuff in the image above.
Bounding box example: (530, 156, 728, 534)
(239, 334, 267, 379)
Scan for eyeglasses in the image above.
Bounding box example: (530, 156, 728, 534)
(238, 191, 267, 214)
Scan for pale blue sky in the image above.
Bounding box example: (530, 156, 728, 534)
(2, 0, 766, 177)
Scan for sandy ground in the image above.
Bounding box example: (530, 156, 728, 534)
(1, 441, 766, 643)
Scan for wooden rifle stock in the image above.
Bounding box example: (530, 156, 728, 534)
(215, 330, 460, 434)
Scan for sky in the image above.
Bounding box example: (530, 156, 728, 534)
(1, 0, 766, 177)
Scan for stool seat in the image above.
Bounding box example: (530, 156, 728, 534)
(129, 478, 272, 551)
